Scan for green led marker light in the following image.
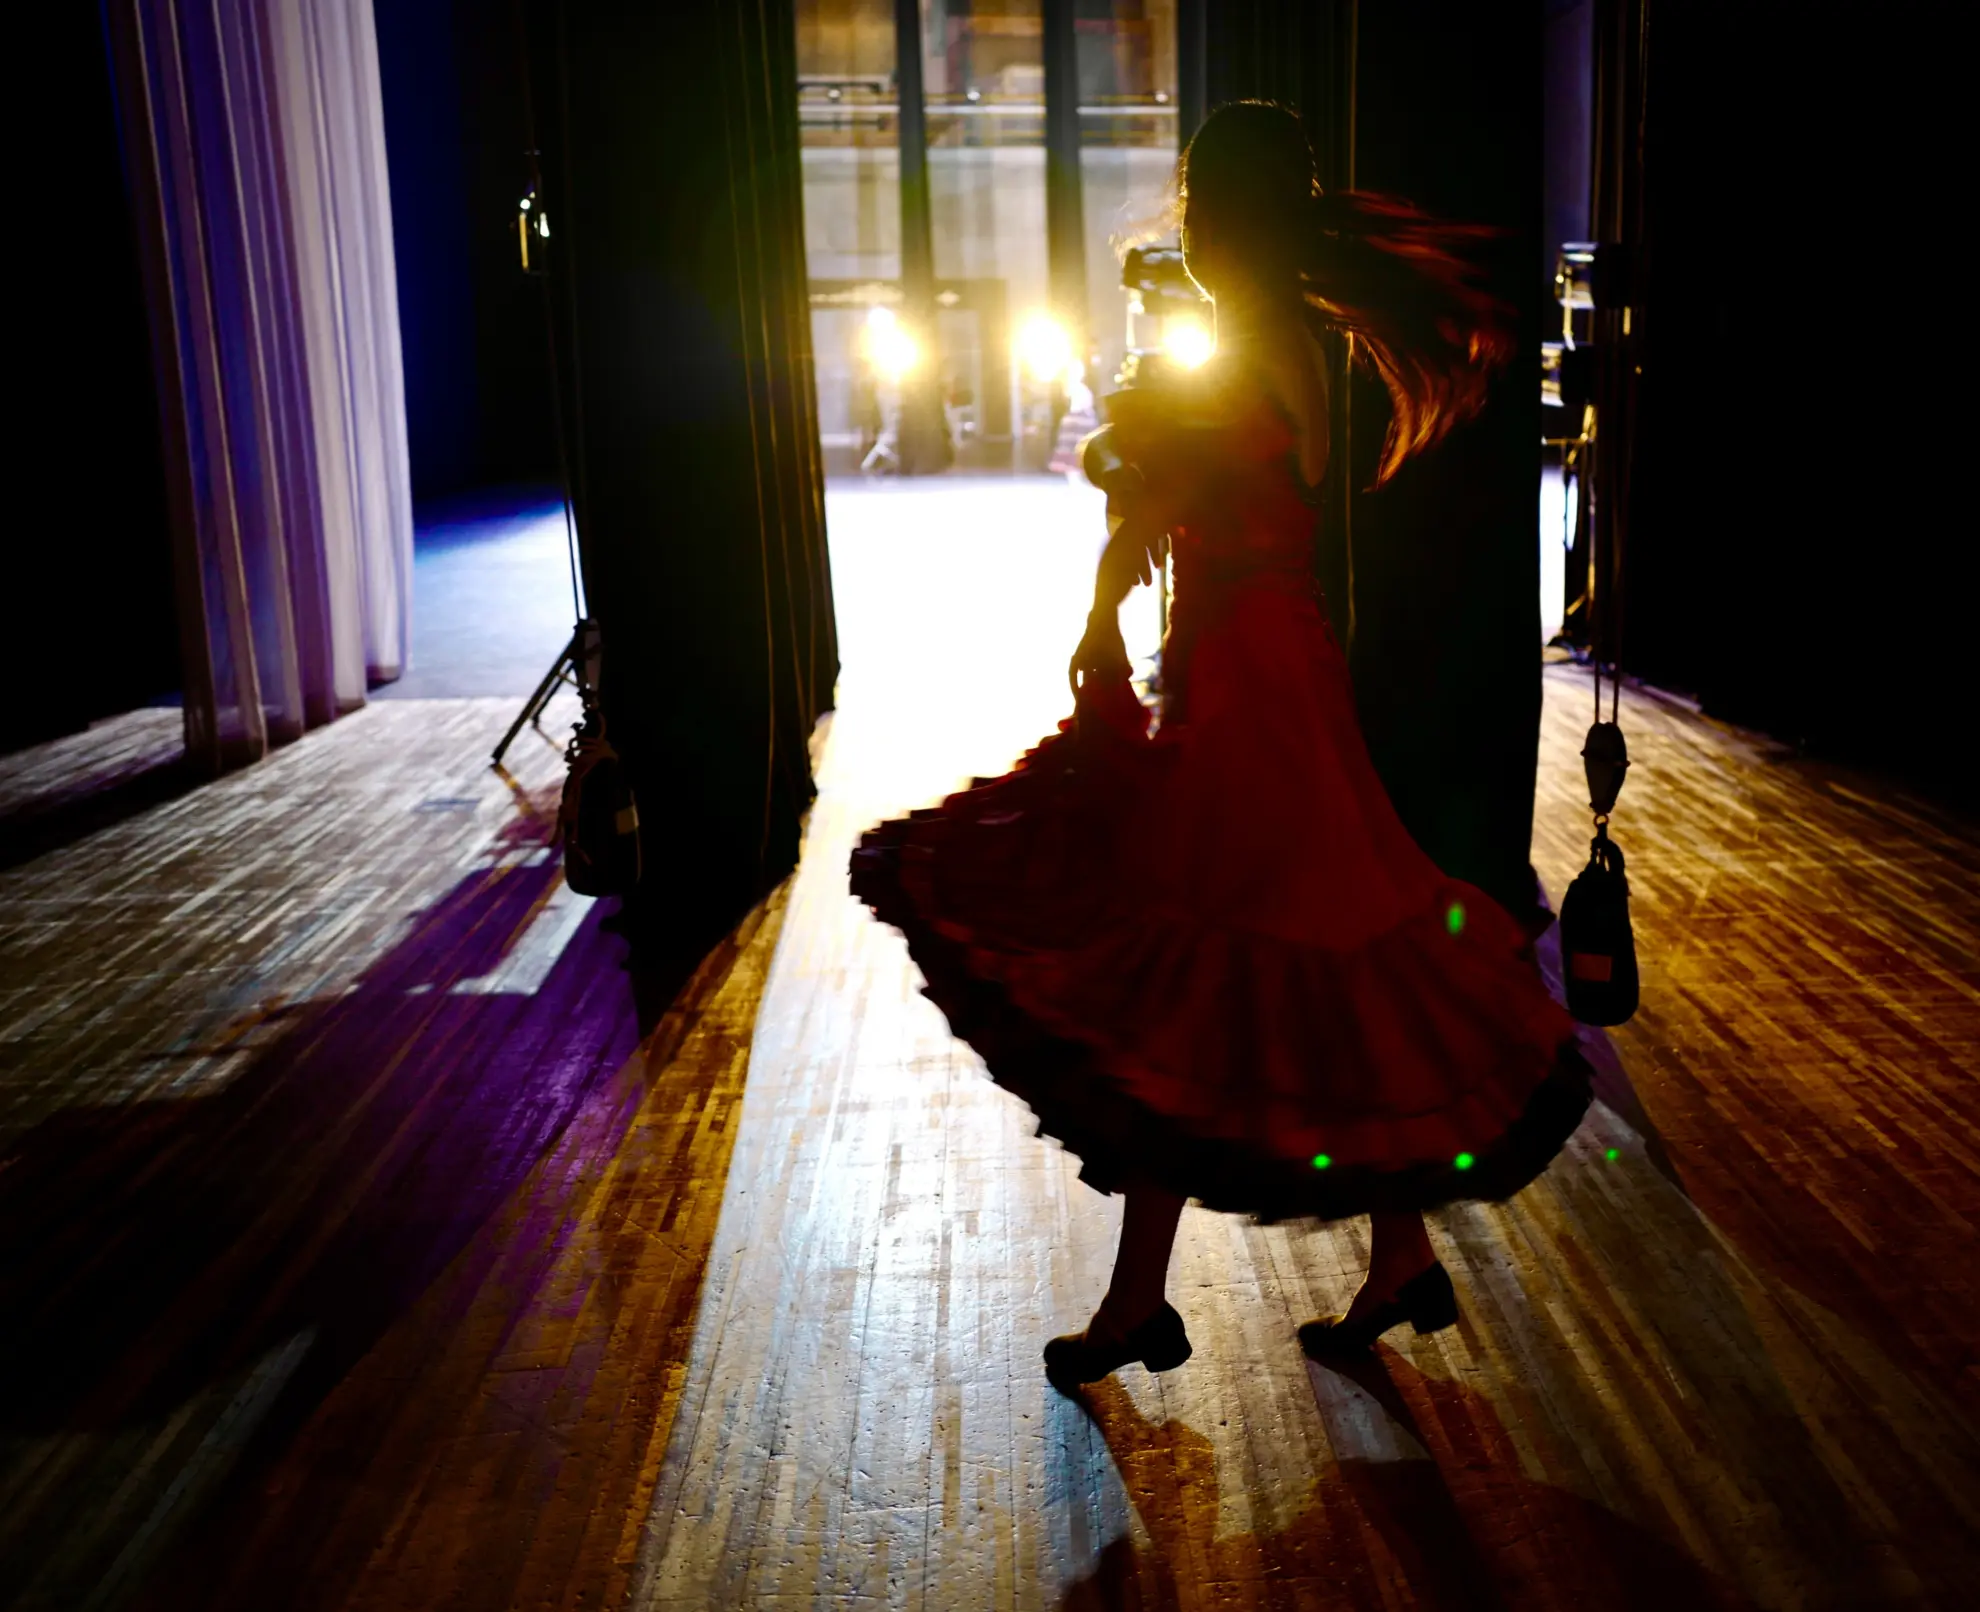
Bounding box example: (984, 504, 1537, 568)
(1312, 1153, 1332, 1170)
(1453, 1152, 1476, 1171)
(1446, 902, 1466, 936)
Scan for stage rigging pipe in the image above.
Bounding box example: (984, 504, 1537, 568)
(1042, 0, 1088, 353)
(1585, 0, 1647, 682)
(892, 0, 948, 472)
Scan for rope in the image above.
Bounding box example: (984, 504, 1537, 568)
(512, 1, 588, 641)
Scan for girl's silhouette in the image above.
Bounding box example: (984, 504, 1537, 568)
(853, 102, 1590, 1386)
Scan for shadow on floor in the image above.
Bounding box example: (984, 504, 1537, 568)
(0, 788, 771, 1607)
(1059, 1360, 1758, 1612)
(0, 750, 201, 874)
(0, 800, 631, 1433)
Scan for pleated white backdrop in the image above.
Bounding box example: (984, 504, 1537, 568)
(107, 0, 412, 770)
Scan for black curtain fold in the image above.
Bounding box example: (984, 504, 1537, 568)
(1206, 1, 1545, 915)
(534, 0, 838, 942)
(1602, 2, 1964, 807)
(1345, 3, 1544, 916)
(11, 4, 178, 755)
(1203, 0, 1356, 187)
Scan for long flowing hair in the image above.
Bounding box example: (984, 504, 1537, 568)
(1171, 101, 1514, 486)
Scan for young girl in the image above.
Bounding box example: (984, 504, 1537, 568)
(851, 101, 1589, 1386)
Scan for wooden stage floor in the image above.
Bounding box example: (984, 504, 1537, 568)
(2, 478, 1976, 1609)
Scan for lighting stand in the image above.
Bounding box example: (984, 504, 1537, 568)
(492, 617, 599, 767)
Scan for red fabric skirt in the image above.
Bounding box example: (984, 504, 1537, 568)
(850, 583, 1590, 1221)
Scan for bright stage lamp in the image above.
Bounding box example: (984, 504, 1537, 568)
(863, 305, 919, 381)
(1016, 314, 1075, 385)
(1162, 315, 1215, 369)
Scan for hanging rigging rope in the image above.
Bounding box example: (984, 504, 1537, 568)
(1560, 239, 1639, 1028)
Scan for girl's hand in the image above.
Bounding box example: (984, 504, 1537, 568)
(1069, 606, 1130, 697)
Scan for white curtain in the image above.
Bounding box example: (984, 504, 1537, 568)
(108, 0, 413, 770)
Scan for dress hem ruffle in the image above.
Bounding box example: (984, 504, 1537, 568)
(851, 827, 1593, 1223)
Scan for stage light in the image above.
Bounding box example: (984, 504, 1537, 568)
(515, 184, 550, 275)
(1161, 315, 1214, 369)
(863, 305, 919, 381)
(1016, 314, 1076, 385)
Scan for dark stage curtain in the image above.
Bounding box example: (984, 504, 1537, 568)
(533, 0, 838, 937)
(1201, 0, 1356, 184)
(11, 4, 178, 755)
(1603, 3, 1966, 808)
(1205, 2, 1546, 915)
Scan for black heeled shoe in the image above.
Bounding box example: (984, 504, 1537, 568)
(1298, 1262, 1459, 1358)
(1043, 1302, 1193, 1388)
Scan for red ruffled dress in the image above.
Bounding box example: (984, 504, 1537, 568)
(850, 372, 1590, 1221)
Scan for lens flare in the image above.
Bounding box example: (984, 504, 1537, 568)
(863, 305, 919, 381)
(1016, 314, 1075, 384)
(1161, 316, 1215, 369)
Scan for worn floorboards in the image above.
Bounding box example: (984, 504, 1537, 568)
(0, 692, 788, 1611)
(631, 484, 1979, 1610)
(1, 480, 1975, 1609)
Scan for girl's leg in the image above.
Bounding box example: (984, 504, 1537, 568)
(1343, 1210, 1436, 1321)
(1089, 1185, 1186, 1338)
